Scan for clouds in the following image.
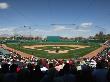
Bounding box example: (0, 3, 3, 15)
(34, 22, 93, 37)
(75, 22, 93, 31)
(0, 22, 94, 37)
(52, 22, 92, 32)
(51, 22, 93, 32)
(81, 22, 93, 27)
(53, 25, 72, 32)
(79, 22, 92, 29)
(0, 2, 9, 9)
(0, 27, 15, 35)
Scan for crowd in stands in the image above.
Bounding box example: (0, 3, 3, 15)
(0, 46, 110, 82)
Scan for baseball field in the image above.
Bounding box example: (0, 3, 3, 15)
(5, 41, 101, 59)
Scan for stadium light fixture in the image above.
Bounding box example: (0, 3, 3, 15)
(24, 25, 32, 37)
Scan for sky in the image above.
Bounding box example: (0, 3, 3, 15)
(0, 0, 110, 37)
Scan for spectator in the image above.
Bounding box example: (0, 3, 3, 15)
(92, 60, 108, 82)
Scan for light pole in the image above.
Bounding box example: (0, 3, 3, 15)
(24, 25, 32, 39)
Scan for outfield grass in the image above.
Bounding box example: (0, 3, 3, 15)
(5, 42, 100, 59)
